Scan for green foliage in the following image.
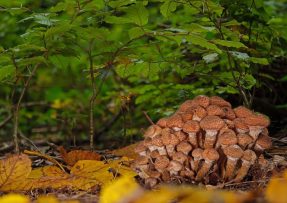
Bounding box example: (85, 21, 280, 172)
(0, 0, 287, 145)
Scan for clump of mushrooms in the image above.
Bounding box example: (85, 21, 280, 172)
(133, 95, 272, 187)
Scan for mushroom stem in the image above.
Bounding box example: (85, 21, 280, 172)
(204, 130, 217, 148)
(233, 160, 252, 183)
(195, 161, 213, 181)
(224, 157, 239, 181)
(188, 132, 198, 147)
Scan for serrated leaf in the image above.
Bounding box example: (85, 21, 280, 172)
(45, 24, 72, 38)
(128, 27, 145, 40)
(213, 39, 247, 48)
(160, 0, 177, 17)
(187, 35, 222, 53)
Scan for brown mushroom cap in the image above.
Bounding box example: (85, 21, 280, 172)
(146, 170, 161, 179)
(166, 114, 184, 128)
(161, 128, 171, 136)
(234, 118, 249, 132)
(200, 115, 225, 130)
(172, 152, 188, 164)
(167, 160, 183, 172)
(210, 96, 232, 108)
(136, 156, 149, 165)
(190, 105, 207, 121)
(176, 141, 192, 155)
(175, 131, 188, 141)
(151, 135, 164, 147)
(244, 114, 270, 127)
(223, 145, 243, 159)
(134, 142, 147, 153)
(144, 125, 162, 138)
(183, 120, 200, 133)
(202, 148, 219, 161)
(224, 119, 235, 129)
(154, 156, 170, 170)
(207, 105, 225, 117)
(144, 137, 152, 147)
(242, 150, 257, 163)
(233, 106, 254, 118)
(193, 95, 210, 108)
(217, 129, 237, 146)
(150, 150, 160, 159)
(181, 111, 193, 122)
(192, 148, 203, 159)
(255, 134, 272, 150)
(222, 107, 236, 120)
(178, 100, 196, 112)
(156, 117, 169, 128)
(237, 133, 253, 146)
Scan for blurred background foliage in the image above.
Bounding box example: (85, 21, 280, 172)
(0, 0, 287, 149)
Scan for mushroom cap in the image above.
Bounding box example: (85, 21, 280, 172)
(234, 118, 249, 131)
(178, 100, 196, 112)
(244, 114, 270, 127)
(202, 148, 219, 161)
(261, 128, 269, 136)
(222, 107, 236, 120)
(207, 105, 225, 117)
(176, 141, 192, 154)
(151, 135, 164, 147)
(136, 156, 149, 165)
(167, 160, 183, 172)
(144, 125, 162, 138)
(183, 120, 200, 133)
(144, 137, 152, 147)
(200, 115, 225, 130)
(146, 170, 161, 179)
(233, 106, 254, 118)
(166, 114, 184, 128)
(172, 152, 188, 163)
(192, 148, 203, 159)
(223, 145, 243, 159)
(242, 150, 257, 163)
(256, 134, 272, 150)
(237, 133, 253, 146)
(193, 95, 210, 108)
(156, 117, 169, 128)
(162, 133, 180, 146)
(210, 96, 231, 108)
(189, 105, 207, 120)
(134, 141, 147, 153)
(224, 119, 235, 129)
(217, 129, 237, 145)
(150, 150, 160, 159)
(154, 156, 170, 170)
(161, 128, 171, 136)
(175, 131, 188, 141)
(181, 111, 193, 122)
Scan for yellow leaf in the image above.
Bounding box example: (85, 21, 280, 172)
(0, 194, 29, 203)
(99, 176, 141, 203)
(112, 143, 139, 159)
(0, 154, 32, 191)
(70, 158, 137, 190)
(265, 170, 287, 203)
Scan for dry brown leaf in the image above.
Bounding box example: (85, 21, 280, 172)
(0, 154, 32, 191)
(58, 146, 101, 166)
(111, 143, 139, 159)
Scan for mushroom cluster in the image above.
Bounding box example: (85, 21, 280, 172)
(133, 95, 272, 187)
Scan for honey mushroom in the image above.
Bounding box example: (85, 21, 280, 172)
(182, 120, 200, 148)
(166, 114, 184, 132)
(223, 145, 243, 181)
(191, 148, 203, 172)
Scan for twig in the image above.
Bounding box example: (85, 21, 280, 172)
(13, 63, 41, 153)
(0, 114, 12, 128)
(143, 111, 155, 125)
(18, 129, 40, 151)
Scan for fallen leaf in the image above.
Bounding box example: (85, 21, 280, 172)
(99, 175, 142, 203)
(0, 194, 30, 203)
(112, 143, 139, 159)
(70, 158, 137, 190)
(58, 146, 101, 166)
(265, 170, 287, 203)
(0, 154, 32, 191)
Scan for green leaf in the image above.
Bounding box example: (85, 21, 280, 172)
(230, 51, 249, 60)
(105, 16, 131, 24)
(126, 4, 149, 26)
(203, 53, 219, 63)
(187, 35, 222, 53)
(160, 1, 177, 17)
(249, 57, 269, 65)
(45, 24, 72, 38)
(213, 39, 247, 48)
(108, 0, 136, 8)
(128, 27, 145, 40)
(0, 65, 15, 81)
